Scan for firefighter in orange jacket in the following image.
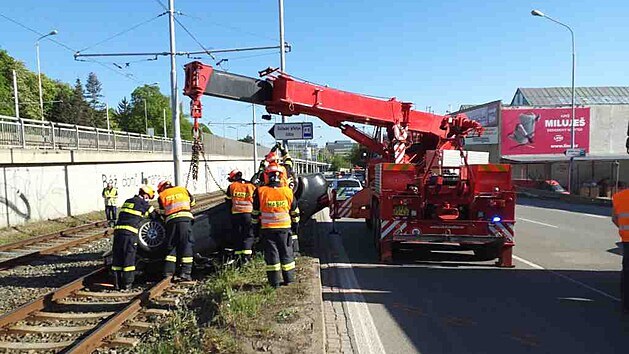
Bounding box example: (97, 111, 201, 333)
(157, 180, 196, 281)
(226, 169, 256, 263)
(612, 188, 629, 313)
(252, 166, 300, 287)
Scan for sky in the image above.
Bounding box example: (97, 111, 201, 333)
(1, 0, 627, 147)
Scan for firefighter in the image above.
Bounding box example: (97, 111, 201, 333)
(102, 182, 118, 227)
(612, 188, 629, 314)
(157, 180, 196, 281)
(226, 169, 256, 263)
(252, 165, 300, 288)
(276, 144, 300, 254)
(112, 185, 157, 290)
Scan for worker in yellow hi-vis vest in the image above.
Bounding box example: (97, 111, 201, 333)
(102, 183, 118, 227)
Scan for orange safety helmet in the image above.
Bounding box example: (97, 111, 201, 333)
(263, 165, 284, 185)
(139, 185, 156, 199)
(157, 180, 172, 193)
(228, 169, 242, 182)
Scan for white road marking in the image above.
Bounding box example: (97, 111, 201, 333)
(514, 255, 621, 302)
(518, 204, 609, 219)
(319, 212, 386, 354)
(519, 218, 559, 228)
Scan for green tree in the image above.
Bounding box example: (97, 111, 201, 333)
(84, 72, 102, 108)
(68, 79, 91, 125)
(349, 144, 368, 168)
(329, 154, 350, 171)
(114, 97, 134, 131)
(238, 135, 254, 144)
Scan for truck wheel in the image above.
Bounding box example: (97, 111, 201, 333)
(137, 219, 167, 253)
(372, 202, 381, 252)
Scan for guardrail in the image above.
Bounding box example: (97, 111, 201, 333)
(0, 115, 331, 172)
(0, 115, 193, 153)
(516, 186, 612, 207)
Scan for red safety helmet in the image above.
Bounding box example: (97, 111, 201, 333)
(157, 180, 172, 193)
(265, 151, 280, 163)
(228, 169, 242, 181)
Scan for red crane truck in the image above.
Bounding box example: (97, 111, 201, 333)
(183, 62, 516, 267)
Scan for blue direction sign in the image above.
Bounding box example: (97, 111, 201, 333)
(268, 122, 314, 140)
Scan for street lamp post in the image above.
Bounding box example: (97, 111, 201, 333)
(36, 30, 58, 120)
(222, 117, 231, 138)
(143, 99, 148, 134)
(531, 9, 576, 193)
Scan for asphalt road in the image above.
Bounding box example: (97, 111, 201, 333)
(316, 197, 629, 354)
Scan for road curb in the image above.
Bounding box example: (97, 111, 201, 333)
(311, 257, 326, 354)
(516, 188, 612, 207)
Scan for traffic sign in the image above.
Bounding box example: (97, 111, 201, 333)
(565, 148, 586, 157)
(268, 122, 314, 140)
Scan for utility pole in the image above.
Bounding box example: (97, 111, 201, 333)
(252, 103, 258, 171)
(12, 70, 19, 118)
(278, 0, 288, 148)
(169, 0, 183, 185)
(106, 102, 110, 131)
(143, 99, 149, 134)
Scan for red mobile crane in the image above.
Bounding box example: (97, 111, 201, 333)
(183, 62, 516, 267)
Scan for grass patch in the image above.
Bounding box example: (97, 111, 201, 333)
(0, 210, 105, 246)
(136, 256, 318, 354)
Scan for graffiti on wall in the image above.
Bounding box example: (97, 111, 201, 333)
(0, 187, 31, 221)
(101, 172, 173, 189)
(0, 167, 68, 226)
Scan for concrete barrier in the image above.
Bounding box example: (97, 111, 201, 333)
(516, 187, 612, 207)
(0, 149, 256, 228)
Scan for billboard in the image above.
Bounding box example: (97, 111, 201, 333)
(459, 101, 500, 145)
(500, 107, 590, 156)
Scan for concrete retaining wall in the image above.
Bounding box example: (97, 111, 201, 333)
(0, 149, 256, 228)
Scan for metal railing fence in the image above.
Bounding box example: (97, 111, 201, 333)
(0, 115, 192, 153)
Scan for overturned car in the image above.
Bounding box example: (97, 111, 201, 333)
(104, 173, 330, 274)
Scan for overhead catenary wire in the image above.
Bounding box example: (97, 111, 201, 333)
(0, 11, 144, 84)
(77, 13, 166, 53)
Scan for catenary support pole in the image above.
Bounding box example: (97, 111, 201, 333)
(12, 70, 19, 118)
(252, 103, 258, 172)
(163, 108, 167, 138)
(278, 0, 288, 148)
(169, 0, 183, 185)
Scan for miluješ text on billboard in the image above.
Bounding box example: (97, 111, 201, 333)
(500, 107, 590, 156)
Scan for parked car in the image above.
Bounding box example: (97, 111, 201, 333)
(513, 179, 569, 194)
(329, 178, 363, 201)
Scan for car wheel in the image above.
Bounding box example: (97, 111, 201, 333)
(137, 219, 167, 252)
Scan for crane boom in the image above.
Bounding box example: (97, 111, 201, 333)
(183, 61, 482, 162)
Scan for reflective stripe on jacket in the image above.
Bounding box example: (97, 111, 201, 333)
(229, 181, 255, 214)
(103, 188, 118, 206)
(257, 186, 293, 229)
(159, 186, 194, 222)
(613, 189, 629, 242)
(115, 196, 154, 232)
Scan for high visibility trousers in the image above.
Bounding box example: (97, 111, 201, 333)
(261, 228, 295, 287)
(622, 242, 629, 312)
(231, 213, 254, 259)
(105, 206, 117, 225)
(163, 219, 194, 277)
(111, 229, 137, 288)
